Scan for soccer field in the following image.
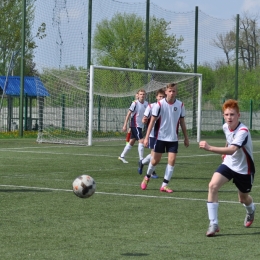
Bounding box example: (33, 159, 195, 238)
(1, 138, 260, 259)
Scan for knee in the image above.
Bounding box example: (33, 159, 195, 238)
(151, 158, 159, 166)
(208, 181, 219, 194)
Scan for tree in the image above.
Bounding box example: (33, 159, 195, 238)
(211, 31, 236, 65)
(211, 13, 260, 70)
(239, 14, 260, 70)
(93, 13, 185, 71)
(0, 0, 46, 76)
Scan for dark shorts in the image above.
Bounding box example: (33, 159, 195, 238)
(216, 164, 254, 193)
(153, 140, 178, 154)
(130, 127, 143, 140)
(148, 137, 156, 150)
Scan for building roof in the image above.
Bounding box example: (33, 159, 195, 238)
(0, 76, 49, 97)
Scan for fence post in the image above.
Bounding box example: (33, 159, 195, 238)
(250, 99, 252, 130)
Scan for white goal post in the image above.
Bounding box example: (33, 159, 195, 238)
(36, 65, 202, 146)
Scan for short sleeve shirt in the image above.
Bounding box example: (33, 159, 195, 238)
(222, 122, 255, 175)
(152, 98, 185, 141)
(129, 100, 148, 129)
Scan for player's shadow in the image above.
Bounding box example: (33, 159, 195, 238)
(121, 253, 149, 257)
(214, 230, 260, 237)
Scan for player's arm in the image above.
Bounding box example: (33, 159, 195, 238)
(221, 142, 228, 160)
(199, 141, 239, 155)
(142, 105, 151, 124)
(123, 110, 132, 132)
(179, 117, 189, 147)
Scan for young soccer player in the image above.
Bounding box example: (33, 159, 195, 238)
(199, 99, 255, 237)
(140, 83, 189, 192)
(118, 89, 148, 163)
(138, 88, 166, 178)
(125, 92, 139, 145)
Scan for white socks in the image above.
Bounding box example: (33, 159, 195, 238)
(244, 202, 255, 214)
(142, 154, 151, 165)
(138, 142, 144, 160)
(207, 202, 219, 225)
(120, 143, 132, 158)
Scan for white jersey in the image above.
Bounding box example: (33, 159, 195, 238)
(144, 102, 157, 138)
(222, 122, 255, 175)
(129, 100, 148, 129)
(152, 98, 185, 141)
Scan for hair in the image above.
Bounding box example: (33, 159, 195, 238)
(137, 89, 146, 94)
(155, 88, 166, 97)
(222, 99, 240, 113)
(166, 83, 177, 89)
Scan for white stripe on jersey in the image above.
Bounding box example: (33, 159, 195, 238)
(129, 100, 148, 129)
(222, 122, 255, 175)
(152, 98, 185, 141)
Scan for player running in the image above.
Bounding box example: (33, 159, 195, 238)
(199, 99, 256, 237)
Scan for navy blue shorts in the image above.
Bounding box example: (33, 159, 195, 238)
(154, 140, 178, 153)
(148, 137, 156, 149)
(216, 164, 254, 193)
(130, 127, 143, 140)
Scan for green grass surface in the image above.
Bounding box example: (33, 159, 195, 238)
(1, 138, 260, 259)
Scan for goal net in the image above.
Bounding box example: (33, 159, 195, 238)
(36, 65, 202, 145)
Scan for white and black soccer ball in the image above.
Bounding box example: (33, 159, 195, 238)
(72, 175, 96, 198)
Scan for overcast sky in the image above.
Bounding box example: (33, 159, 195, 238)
(117, 0, 260, 19)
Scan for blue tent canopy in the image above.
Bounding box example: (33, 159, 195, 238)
(0, 76, 49, 97)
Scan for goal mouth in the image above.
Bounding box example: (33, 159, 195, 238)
(36, 65, 202, 145)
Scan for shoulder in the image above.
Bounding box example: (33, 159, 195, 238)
(176, 99, 184, 106)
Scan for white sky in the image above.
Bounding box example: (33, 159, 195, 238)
(118, 0, 260, 19)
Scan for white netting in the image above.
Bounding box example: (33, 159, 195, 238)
(36, 65, 202, 145)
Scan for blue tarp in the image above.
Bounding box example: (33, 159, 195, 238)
(0, 76, 49, 97)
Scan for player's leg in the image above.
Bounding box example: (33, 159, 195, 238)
(125, 127, 131, 144)
(138, 137, 154, 175)
(160, 141, 178, 193)
(150, 149, 158, 179)
(141, 151, 162, 190)
(141, 140, 164, 190)
(118, 130, 136, 163)
(206, 167, 230, 237)
(159, 152, 176, 193)
(136, 127, 144, 161)
(235, 173, 255, 227)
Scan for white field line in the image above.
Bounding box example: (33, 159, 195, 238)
(1, 184, 260, 205)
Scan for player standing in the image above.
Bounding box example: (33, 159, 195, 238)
(140, 83, 189, 192)
(199, 99, 255, 237)
(125, 92, 139, 144)
(138, 88, 166, 178)
(118, 89, 148, 163)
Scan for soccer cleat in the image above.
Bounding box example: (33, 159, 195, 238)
(244, 210, 255, 227)
(141, 176, 150, 190)
(138, 160, 144, 175)
(160, 186, 173, 193)
(151, 171, 158, 179)
(206, 224, 220, 237)
(118, 157, 128, 163)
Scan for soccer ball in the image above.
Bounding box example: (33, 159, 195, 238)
(72, 175, 96, 198)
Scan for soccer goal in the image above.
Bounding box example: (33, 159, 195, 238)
(36, 65, 202, 146)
